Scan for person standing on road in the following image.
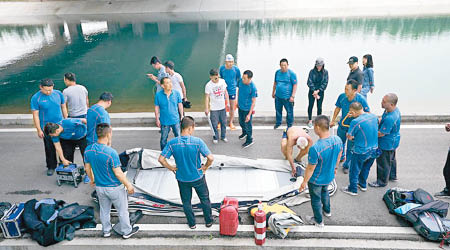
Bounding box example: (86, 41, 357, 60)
(84, 123, 139, 239)
(307, 58, 329, 128)
(164, 61, 188, 103)
(147, 56, 169, 93)
(272, 58, 298, 129)
(86, 92, 112, 146)
(219, 54, 241, 130)
(435, 123, 450, 197)
(155, 77, 183, 150)
(158, 116, 214, 229)
(281, 127, 313, 177)
(341, 102, 378, 196)
(31, 78, 68, 176)
(44, 118, 87, 166)
(369, 94, 401, 188)
(237, 70, 257, 148)
(63, 72, 89, 118)
(330, 80, 370, 174)
(361, 54, 375, 99)
(299, 115, 342, 227)
(347, 56, 363, 92)
(205, 69, 229, 144)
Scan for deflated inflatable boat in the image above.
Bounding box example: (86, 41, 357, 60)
(96, 148, 337, 217)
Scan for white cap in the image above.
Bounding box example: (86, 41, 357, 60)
(297, 137, 308, 149)
(225, 54, 234, 62)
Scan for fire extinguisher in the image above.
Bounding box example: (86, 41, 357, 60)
(254, 201, 266, 245)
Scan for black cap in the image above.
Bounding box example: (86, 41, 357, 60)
(347, 56, 358, 64)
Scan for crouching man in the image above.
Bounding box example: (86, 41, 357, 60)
(158, 116, 214, 229)
(281, 126, 313, 177)
(84, 123, 139, 239)
(299, 115, 342, 227)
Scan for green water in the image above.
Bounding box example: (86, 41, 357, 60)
(1, 16, 449, 115)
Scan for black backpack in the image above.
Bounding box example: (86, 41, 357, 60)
(383, 188, 415, 214)
(413, 211, 450, 244)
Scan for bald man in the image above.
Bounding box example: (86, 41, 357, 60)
(281, 126, 313, 176)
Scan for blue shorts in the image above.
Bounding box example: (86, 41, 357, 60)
(282, 129, 288, 139)
(229, 94, 236, 100)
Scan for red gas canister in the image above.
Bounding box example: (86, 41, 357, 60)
(219, 197, 239, 236)
(254, 201, 266, 245)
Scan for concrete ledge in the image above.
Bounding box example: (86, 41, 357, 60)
(0, 113, 449, 127)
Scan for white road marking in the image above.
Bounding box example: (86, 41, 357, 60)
(0, 124, 444, 133)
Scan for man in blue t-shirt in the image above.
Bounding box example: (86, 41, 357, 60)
(147, 56, 169, 93)
(369, 93, 401, 188)
(155, 77, 183, 150)
(31, 78, 68, 176)
(86, 92, 112, 145)
(330, 79, 370, 174)
(219, 54, 241, 130)
(272, 58, 298, 129)
(341, 102, 378, 196)
(159, 116, 214, 229)
(299, 115, 342, 227)
(237, 70, 257, 148)
(84, 123, 139, 239)
(44, 118, 87, 166)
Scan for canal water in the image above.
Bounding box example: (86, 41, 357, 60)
(1, 16, 449, 116)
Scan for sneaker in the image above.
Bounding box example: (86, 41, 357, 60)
(323, 211, 331, 218)
(389, 178, 398, 182)
(435, 188, 450, 197)
(238, 134, 247, 140)
(342, 168, 349, 174)
(189, 225, 196, 230)
(47, 169, 54, 176)
(242, 140, 255, 148)
(213, 139, 218, 144)
(368, 181, 385, 188)
(341, 187, 358, 196)
(357, 184, 367, 192)
(274, 124, 280, 129)
(122, 226, 139, 239)
(84, 175, 90, 184)
(103, 231, 111, 238)
(221, 138, 228, 143)
(305, 216, 324, 227)
(206, 221, 214, 228)
(307, 121, 313, 128)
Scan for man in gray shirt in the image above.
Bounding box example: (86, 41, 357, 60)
(63, 72, 89, 118)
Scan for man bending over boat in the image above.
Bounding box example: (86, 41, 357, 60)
(158, 116, 214, 229)
(281, 126, 313, 176)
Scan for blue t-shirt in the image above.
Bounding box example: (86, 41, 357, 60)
(379, 108, 401, 151)
(86, 104, 111, 145)
(155, 90, 182, 126)
(237, 80, 257, 111)
(274, 69, 297, 99)
(219, 65, 241, 96)
(348, 113, 379, 154)
(308, 136, 343, 185)
(51, 118, 87, 143)
(155, 65, 169, 92)
(30, 90, 65, 130)
(84, 143, 121, 187)
(335, 93, 370, 130)
(161, 136, 211, 182)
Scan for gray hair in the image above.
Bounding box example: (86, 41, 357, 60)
(385, 93, 398, 105)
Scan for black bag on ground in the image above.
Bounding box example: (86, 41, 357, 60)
(414, 188, 434, 205)
(413, 211, 450, 243)
(383, 188, 415, 213)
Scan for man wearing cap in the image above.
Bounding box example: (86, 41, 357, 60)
(147, 56, 169, 93)
(299, 115, 343, 227)
(31, 78, 68, 176)
(281, 126, 313, 177)
(307, 58, 329, 128)
(164, 61, 188, 103)
(369, 93, 401, 188)
(341, 102, 378, 196)
(219, 54, 241, 130)
(272, 58, 298, 129)
(330, 80, 370, 174)
(347, 56, 363, 92)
